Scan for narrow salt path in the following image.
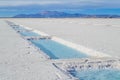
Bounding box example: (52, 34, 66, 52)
(0, 20, 73, 80)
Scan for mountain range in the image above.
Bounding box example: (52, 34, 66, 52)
(13, 11, 120, 18)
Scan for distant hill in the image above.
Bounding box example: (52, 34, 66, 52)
(13, 11, 120, 18)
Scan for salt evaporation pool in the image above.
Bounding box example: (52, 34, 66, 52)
(54, 58, 120, 80)
(8, 22, 88, 59)
(20, 31, 40, 36)
(69, 69, 120, 80)
(30, 39, 87, 59)
(12, 26, 40, 36)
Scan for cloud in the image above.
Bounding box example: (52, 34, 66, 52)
(0, 0, 61, 6)
(0, 0, 120, 9)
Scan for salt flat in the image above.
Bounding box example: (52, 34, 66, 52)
(7, 18, 120, 57)
(0, 19, 71, 80)
(1, 18, 120, 80)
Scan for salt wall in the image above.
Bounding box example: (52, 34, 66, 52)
(54, 58, 120, 72)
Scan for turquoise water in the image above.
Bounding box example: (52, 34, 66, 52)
(12, 26, 40, 36)
(19, 31, 40, 36)
(69, 69, 120, 80)
(11, 25, 88, 59)
(13, 26, 27, 31)
(30, 39, 87, 59)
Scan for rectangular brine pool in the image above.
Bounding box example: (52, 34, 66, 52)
(69, 69, 120, 80)
(30, 39, 87, 59)
(10, 25, 88, 59)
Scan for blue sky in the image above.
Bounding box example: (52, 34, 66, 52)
(0, 0, 120, 17)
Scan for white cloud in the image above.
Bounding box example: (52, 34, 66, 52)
(0, 0, 120, 8)
(0, 0, 62, 6)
